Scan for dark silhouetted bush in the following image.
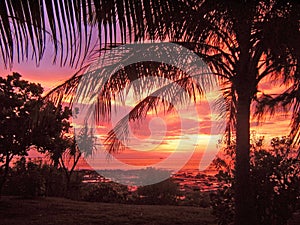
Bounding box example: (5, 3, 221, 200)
(80, 182, 129, 203)
(136, 179, 180, 205)
(211, 136, 300, 225)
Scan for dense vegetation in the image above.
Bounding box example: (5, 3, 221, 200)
(211, 136, 300, 225)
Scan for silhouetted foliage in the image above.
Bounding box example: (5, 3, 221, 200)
(3, 157, 83, 199)
(211, 136, 300, 225)
(4, 157, 49, 197)
(33, 103, 91, 194)
(81, 182, 129, 203)
(0, 73, 43, 195)
(181, 191, 211, 208)
(137, 179, 180, 205)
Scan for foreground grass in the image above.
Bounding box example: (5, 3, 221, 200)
(0, 196, 216, 225)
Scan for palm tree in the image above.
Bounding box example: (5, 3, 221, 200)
(1, 1, 299, 225)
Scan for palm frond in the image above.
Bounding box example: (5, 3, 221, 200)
(39, 0, 300, 154)
(104, 73, 212, 153)
(255, 83, 300, 145)
(43, 65, 88, 106)
(0, 0, 211, 67)
(59, 42, 225, 155)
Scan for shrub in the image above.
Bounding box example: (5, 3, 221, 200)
(181, 191, 212, 207)
(4, 158, 46, 197)
(211, 136, 300, 225)
(81, 182, 129, 203)
(3, 157, 82, 198)
(136, 179, 180, 205)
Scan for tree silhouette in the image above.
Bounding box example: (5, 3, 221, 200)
(0, 73, 43, 196)
(33, 103, 95, 192)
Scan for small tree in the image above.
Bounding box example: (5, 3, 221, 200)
(0, 73, 43, 196)
(33, 104, 74, 190)
(34, 103, 95, 194)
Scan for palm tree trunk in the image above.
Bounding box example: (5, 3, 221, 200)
(234, 92, 257, 225)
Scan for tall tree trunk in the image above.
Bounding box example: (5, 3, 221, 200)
(234, 92, 257, 225)
(0, 153, 11, 197)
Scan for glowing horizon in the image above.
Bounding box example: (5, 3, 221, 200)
(0, 52, 292, 172)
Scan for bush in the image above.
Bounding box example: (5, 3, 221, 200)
(210, 187, 234, 225)
(211, 137, 300, 225)
(181, 191, 212, 207)
(252, 149, 300, 225)
(4, 158, 46, 197)
(136, 179, 180, 205)
(80, 182, 129, 203)
(3, 157, 82, 198)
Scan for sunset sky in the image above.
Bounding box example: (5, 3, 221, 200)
(0, 46, 292, 172)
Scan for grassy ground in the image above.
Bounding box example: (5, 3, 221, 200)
(0, 196, 216, 225)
